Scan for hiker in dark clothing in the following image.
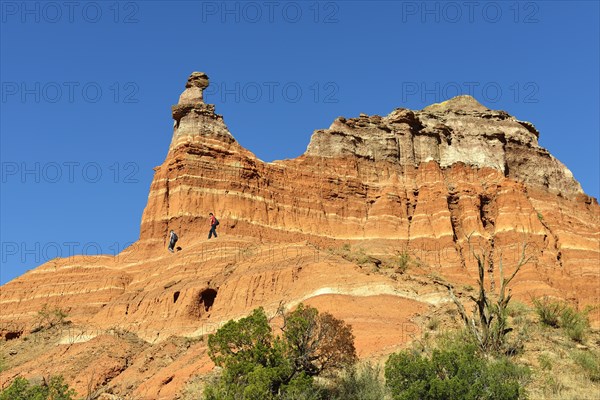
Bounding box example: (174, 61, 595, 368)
(208, 212, 219, 239)
(168, 230, 178, 253)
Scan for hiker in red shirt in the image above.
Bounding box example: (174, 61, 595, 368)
(208, 212, 219, 239)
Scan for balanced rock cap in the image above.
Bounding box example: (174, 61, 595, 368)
(178, 72, 209, 105)
(186, 72, 209, 90)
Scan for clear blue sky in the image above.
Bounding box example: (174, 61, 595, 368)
(1, 1, 598, 284)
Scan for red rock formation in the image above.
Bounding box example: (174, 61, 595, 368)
(1, 72, 598, 398)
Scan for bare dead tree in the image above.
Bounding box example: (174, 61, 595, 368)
(85, 369, 96, 400)
(434, 234, 533, 354)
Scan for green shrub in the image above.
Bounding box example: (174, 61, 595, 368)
(36, 304, 69, 330)
(204, 308, 289, 400)
(0, 376, 76, 400)
(560, 307, 589, 343)
(571, 350, 600, 382)
(330, 363, 386, 400)
(279, 373, 324, 400)
(396, 251, 411, 273)
(533, 297, 563, 327)
(533, 297, 590, 342)
(0, 377, 31, 400)
(205, 305, 357, 399)
(385, 341, 530, 400)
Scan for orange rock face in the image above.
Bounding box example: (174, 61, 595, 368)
(1, 72, 598, 398)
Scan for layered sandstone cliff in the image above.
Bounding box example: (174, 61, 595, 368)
(139, 73, 589, 245)
(1, 72, 598, 399)
(307, 95, 581, 197)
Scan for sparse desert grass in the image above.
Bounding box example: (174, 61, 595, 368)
(330, 362, 388, 400)
(462, 284, 474, 292)
(571, 350, 600, 382)
(542, 375, 565, 397)
(426, 316, 440, 331)
(330, 244, 374, 267)
(181, 374, 206, 400)
(415, 285, 599, 399)
(533, 296, 591, 343)
(560, 307, 590, 343)
(523, 322, 600, 399)
(507, 300, 530, 318)
(533, 296, 563, 327)
(537, 353, 553, 371)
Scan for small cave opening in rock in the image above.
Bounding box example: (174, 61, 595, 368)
(5, 331, 22, 340)
(190, 288, 218, 318)
(173, 291, 180, 303)
(199, 289, 217, 312)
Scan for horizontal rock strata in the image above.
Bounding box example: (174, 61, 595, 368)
(1, 72, 598, 399)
